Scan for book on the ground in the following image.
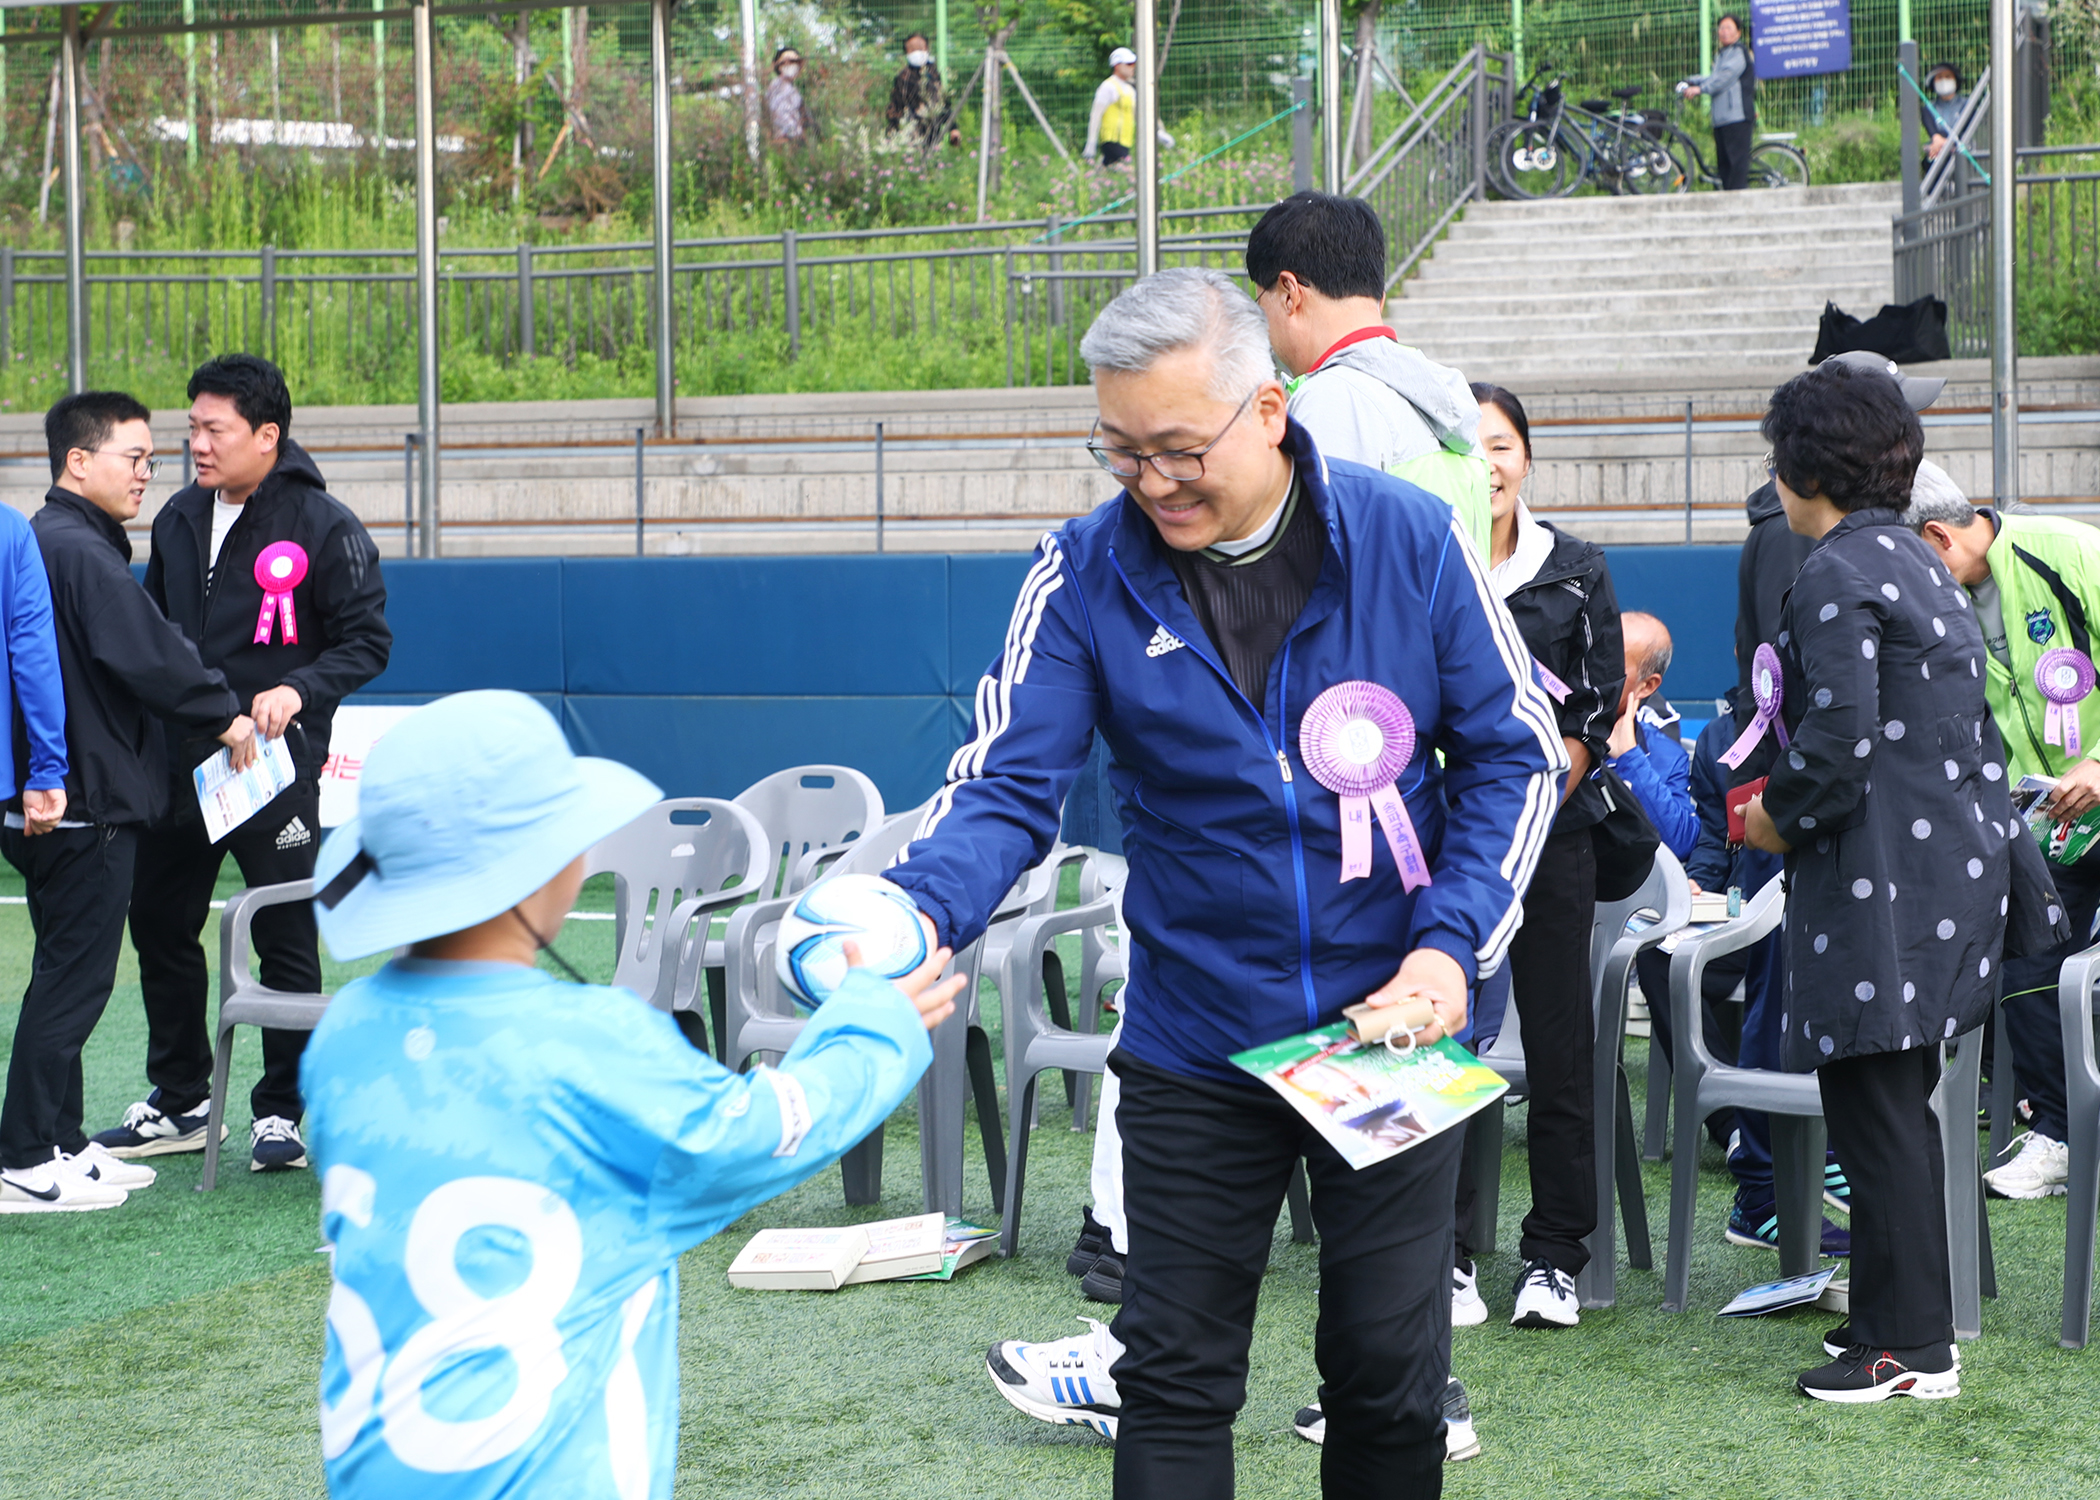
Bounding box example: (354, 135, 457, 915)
(1717, 1266, 1838, 1317)
(725, 1226, 871, 1290)
(193, 733, 297, 844)
(2015, 774, 2100, 865)
(839, 1212, 949, 1285)
(1229, 1025, 1509, 1171)
(902, 1219, 1000, 1281)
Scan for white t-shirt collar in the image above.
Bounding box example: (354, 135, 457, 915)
(1489, 500, 1554, 598)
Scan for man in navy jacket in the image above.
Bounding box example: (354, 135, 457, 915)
(891, 267, 1562, 1499)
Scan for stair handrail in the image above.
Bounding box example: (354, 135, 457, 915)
(1343, 44, 1486, 198)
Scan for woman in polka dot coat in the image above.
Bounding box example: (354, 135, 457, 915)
(1742, 362, 2005, 1403)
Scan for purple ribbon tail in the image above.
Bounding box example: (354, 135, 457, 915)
(1716, 709, 1772, 770)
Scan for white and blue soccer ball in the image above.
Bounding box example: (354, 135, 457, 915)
(774, 873, 930, 1009)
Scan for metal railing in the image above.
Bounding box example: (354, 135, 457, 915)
(1894, 145, 2100, 358)
(0, 207, 1281, 398)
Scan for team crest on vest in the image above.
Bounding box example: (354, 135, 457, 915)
(2028, 609, 2057, 645)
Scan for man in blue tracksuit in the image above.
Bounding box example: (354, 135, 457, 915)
(890, 267, 1562, 1500)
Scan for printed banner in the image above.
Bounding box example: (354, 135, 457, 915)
(1751, 0, 1852, 79)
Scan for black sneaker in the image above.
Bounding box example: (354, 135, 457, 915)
(1291, 1379, 1479, 1461)
(1822, 1321, 1962, 1369)
(1797, 1343, 1959, 1403)
(1067, 1207, 1112, 1278)
(92, 1090, 219, 1159)
(250, 1115, 309, 1173)
(1080, 1249, 1124, 1304)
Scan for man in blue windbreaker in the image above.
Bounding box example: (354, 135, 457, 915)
(888, 267, 1564, 1500)
(300, 691, 963, 1499)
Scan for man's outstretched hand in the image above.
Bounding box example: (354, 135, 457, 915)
(846, 936, 964, 1032)
(1358, 947, 1470, 1045)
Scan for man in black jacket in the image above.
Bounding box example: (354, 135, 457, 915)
(94, 355, 390, 1174)
(3, 392, 257, 1211)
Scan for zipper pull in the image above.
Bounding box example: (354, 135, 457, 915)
(1276, 749, 1293, 783)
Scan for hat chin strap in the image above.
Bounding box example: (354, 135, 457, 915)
(512, 906, 589, 984)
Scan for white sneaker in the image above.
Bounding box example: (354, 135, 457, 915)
(0, 1156, 128, 1213)
(1510, 1258, 1580, 1328)
(1984, 1131, 2069, 1200)
(64, 1141, 157, 1190)
(1291, 1379, 1480, 1461)
(1452, 1260, 1488, 1327)
(985, 1317, 1122, 1437)
(250, 1115, 309, 1173)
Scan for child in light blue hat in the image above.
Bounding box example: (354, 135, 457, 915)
(299, 690, 959, 1499)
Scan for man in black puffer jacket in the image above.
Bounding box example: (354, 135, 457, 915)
(93, 355, 391, 1176)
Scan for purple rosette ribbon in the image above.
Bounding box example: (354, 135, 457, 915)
(1299, 681, 1431, 892)
(2037, 647, 2097, 758)
(1718, 642, 1791, 770)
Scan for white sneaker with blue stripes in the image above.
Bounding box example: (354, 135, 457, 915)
(985, 1316, 1122, 1438)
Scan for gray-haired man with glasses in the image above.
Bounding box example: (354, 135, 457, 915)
(890, 266, 1561, 1498)
(0, 392, 253, 1212)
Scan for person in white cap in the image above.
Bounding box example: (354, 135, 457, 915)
(1085, 46, 1173, 166)
(299, 690, 963, 1499)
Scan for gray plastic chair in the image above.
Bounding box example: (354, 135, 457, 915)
(1661, 875, 1991, 1334)
(1466, 846, 1688, 1308)
(582, 797, 767, 1051)
(2055, 941, 2100, 1347)
(200, 880, 329, 1192)
(734, 765, 887, 898)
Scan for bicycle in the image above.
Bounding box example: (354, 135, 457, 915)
(1657, 87, 1812, 189)
(1486, 73, 1685, 200)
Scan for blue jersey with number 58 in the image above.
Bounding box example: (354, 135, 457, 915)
(301, 958, 932, 1499)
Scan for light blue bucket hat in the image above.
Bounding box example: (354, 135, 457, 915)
(312, 690, 662, 960)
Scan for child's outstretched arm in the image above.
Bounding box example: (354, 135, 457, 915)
(634, 943, 965, 1248)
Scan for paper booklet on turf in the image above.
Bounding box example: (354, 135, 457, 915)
(193, 733, 297, 844)
(726, 1227, 871, 1291)
(1717, 1266, 1838, 1318)
(1229, 998, 1510, 1171)
(839, 1212, 949, 1285)
(900, 1218, 1000, 1281)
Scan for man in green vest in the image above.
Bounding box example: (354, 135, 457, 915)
(1247, 192, 1492, 556)
(1908, 464, 2100, 1202)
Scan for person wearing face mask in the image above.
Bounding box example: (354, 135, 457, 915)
(1920, 64, 1968, 162)
(886, 32, 960, 148)
(766, 47, 813, 144)
(1677, 13, 1757, 190)
(1453, 381, 1625, 1332)
(1084, 47, 1173, 167)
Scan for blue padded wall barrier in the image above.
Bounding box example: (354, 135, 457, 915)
(314, 545, 1745, 813)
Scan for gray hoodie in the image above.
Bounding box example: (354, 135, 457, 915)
(1285, 334, 1482, 472)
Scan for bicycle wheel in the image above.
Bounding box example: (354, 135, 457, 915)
(1747, 141, 1811, 189)
(1488, 119, 1580, 200)
(1614, 138, 1688, 195)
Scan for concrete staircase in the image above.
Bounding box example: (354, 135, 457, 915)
(1391, 183, 1903, 377)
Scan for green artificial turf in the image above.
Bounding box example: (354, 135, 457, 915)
(2, 870, 2098, 1498)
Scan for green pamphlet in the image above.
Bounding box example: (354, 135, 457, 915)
(1229, 1025, 1510, 1171)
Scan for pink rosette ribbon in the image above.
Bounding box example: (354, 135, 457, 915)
(253, 541, 308, 645)
(1718, 642, 1791, 770)
(1298, 681, 1431, 892)
(2037, 648, 2097, 758)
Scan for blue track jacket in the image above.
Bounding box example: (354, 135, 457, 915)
(0, 503, 67, 799)
(889, 421, 1565, 1082)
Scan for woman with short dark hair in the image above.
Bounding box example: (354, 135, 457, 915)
(1742, 360, 2010, 1402)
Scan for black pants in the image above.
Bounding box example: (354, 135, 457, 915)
(1110, 1049, 1461, 1500)
(129, 778, 321, 1122)
(0, 824, 137, 1169)
(1100, 141, 1131, 165)
(1714, 120, 1754, 190)
(1818, 1045, 1952, 1351)
(1454, 826, 1597, 1272)
(1999, 843, 2100, 1142)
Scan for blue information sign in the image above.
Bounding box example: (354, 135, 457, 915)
(1751, 0, 1852, 79)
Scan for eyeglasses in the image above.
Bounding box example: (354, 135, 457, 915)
(1088, 387, 1259, 483)
(84, 449, 164, 479)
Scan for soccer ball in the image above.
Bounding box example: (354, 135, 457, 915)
(774, 874, 930, 1009)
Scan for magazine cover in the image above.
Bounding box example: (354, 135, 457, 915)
(1229, 1024, 1510, 1170)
